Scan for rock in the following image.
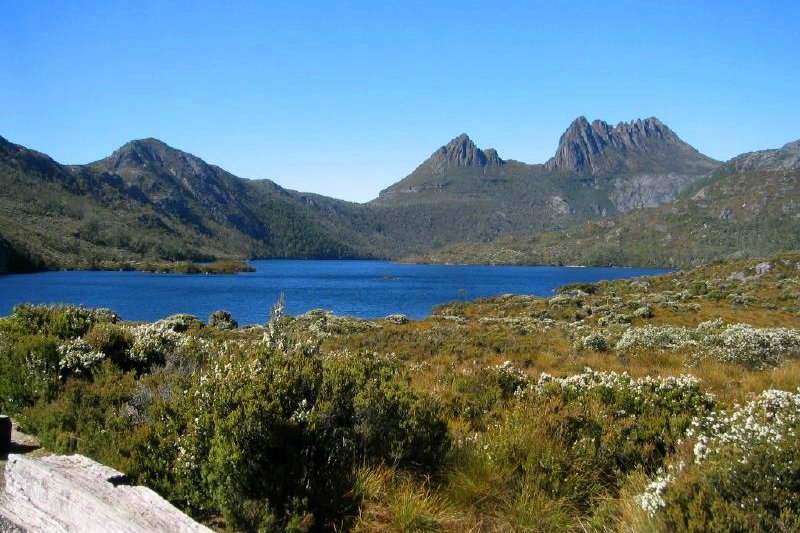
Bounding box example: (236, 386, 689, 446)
(0, 515, 24, 533)
(718, 208, 734, 221)
(412, 134, 503, 175)
(546, 117, 678, 173)
(610, 173, 696, 212)
(754, 262, 772, 276)
(384, 314, 410, 325)
(548, 196, 570, 214)
(726, 139, 800, 173)
(0, 454, 212, 532)
(545, 116, 717, 177)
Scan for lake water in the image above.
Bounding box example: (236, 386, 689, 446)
(0, 260, 669, 323)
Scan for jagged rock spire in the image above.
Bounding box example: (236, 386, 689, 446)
(414, 133, 503, 175)
(546, 117, 682, 173)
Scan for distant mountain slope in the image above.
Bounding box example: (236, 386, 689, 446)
(0, 136, 379, 272)
(0, 117, 721, 272)
(418, 139, 800, 268)
(368, 118, 719, 254)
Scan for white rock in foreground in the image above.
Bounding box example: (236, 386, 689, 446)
(0, 454, 212, 533)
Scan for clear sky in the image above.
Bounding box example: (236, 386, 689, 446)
(2, 1, 799, 202)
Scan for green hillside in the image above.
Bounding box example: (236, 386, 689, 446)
(0, 136, 383, 272)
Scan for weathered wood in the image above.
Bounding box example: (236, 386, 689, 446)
(0, 454, 212, 532)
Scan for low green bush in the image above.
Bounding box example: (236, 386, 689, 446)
(134, 344, 449, 531)
(11, 304, 116, 339)
(208, 309, 238, 330)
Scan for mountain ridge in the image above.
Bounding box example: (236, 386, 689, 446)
(417, 137, 800, 268)
(0, 116, 737, 272)
(545, 116, 718, 175)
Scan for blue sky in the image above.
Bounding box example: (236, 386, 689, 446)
(2, 1, 799, 202)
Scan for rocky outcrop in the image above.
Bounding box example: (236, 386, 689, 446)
(412, 134, 503, 175)
(726, 139, 800, 172)
(545, 117, 716, 175)
(610, 173, 698, 212)
(0, 454, 212, 532)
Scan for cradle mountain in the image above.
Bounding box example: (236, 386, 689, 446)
(0, 116, 795, 272)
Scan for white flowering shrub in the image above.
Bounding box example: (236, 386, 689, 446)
(575, 332, 609, 352)
(0, 333, 60, 412)
(688, 389, 800, 462)
(57, 338, 105, 377)
(384, 313, 409, 325)
(127, 322, 183, 367)
(708, 324, 800, 370)
(492, 360, 530, 397)
(616, 321, 800, 370)
(158, 313, 203, 333)
(638, 389, 800, 531)
(534, 369, 714, 416)
(461, 368, 715, 514)
(636, 472, 674, 517)
(616, 325, 698, 352)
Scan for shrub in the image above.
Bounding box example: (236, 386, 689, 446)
(84, 322, 132, 368)
(11, 304, 117, 339)
(616, 325, 697, 353)
(136, 345, 449, 531)
(457, 369, 715, 520)
(492, 360, 530, 397)
(0, 334, 60, 413)
(208, 309, 238, 330)
(127, 323, 183, 368)
(558, 282, 598, 295)
(575, 332, 609, 352)
(159, 314, 204, 333)
(709, 324, 800, 370)
(57, 338, 105, 377)
(384, 314, 410, 325)
(598, 312, 631, 326)
(640, 389, 800, 531)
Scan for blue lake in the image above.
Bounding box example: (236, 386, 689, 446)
(0, 260, 669, 323)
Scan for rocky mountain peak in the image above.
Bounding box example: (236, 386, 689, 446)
(415, 133, 503, 175)
(545, 116, 685, 174)
(94, 138, 214, 182)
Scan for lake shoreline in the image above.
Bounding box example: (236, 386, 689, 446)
(0, 260, 671, 323)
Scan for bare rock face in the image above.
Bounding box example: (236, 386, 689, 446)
(610, 173, 698, 212)
(546, 117, 700, 174)
(0, 454, 212, 533)
(414, 134, 503, 175)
